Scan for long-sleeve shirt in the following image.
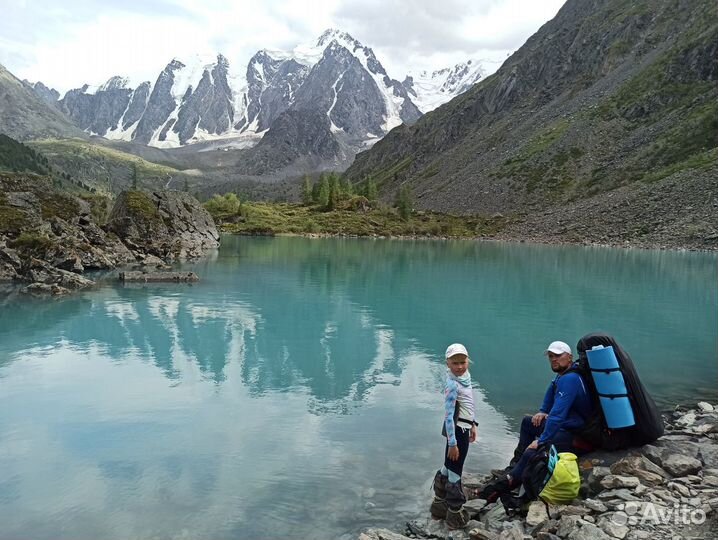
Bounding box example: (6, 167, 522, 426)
(538, 368, 592, 444)
(444, 374, 476, 447)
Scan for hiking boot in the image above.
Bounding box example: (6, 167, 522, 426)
(478, 474, 514, 503)
(445, 479, 469, 529)
(490, 466, 511, 478)
(445, 506, 470, 529)
(429, 470, 448, 519)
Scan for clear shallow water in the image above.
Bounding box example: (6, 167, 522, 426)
(0, 237, 716, 539)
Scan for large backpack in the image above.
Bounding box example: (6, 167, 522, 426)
(574, 333, 664, 450)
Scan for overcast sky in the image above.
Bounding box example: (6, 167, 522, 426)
(1, 0, 565, 94)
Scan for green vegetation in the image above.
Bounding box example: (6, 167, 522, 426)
(38, 191, 82, 221)
(29, 138, 179, 193)
(641, 148, 717, 184)
(204, 193, 242, 223)
(124, 190, 161, 224)
(0, 134, 52, 175)
(491, 120, 580, 197)
(0, 191, 28, 233)
(219, 201, 507, 238)
(370, 156, 413, 185)
(8, 231, 54, 254)
(396, 185, 413, 221)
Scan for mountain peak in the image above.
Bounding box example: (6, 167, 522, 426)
(99, 76, 130, 92)
(317, 28, 361, 49)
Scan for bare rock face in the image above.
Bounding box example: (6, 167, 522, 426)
(106, 190, 219, 259)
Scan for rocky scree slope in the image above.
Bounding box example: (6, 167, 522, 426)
(0, 63, 84, 141)
(343, 0, 718, 249)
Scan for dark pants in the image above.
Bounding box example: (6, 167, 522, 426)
(444, 425, 471, 477)
(509, 416, 581, 481)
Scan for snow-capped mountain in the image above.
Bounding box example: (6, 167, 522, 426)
(48, 30, 483, 149)
(403, 60, 486, 113)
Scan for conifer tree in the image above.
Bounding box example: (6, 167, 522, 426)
(302, 175, 313, 205)
(328, 173, 341, 210)
(366, 176, 378, 201)
(318, 174, 330, 208)
(341, 177, 353, 197)
(396, 184, 413, 221)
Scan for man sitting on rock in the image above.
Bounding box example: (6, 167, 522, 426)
(483, 340, 594, 498)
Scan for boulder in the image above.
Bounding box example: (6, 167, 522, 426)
(0, 240, 21, 281)
(106, 190, 219, 260)
(600, 475, 640, 490)
(23, 258, 95, 290)
(662, 454, 702, 477)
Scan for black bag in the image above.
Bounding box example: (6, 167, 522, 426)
(499, 444, 553, 516)
(575, 333, 664, 450)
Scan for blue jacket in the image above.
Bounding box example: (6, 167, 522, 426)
(538, 366, 593, 444)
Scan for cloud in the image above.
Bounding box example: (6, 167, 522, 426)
(0, 0, 565, 94)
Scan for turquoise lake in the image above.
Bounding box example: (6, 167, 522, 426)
(0, 236, 716, 539)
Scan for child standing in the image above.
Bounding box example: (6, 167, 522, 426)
(430, 343, 478, 529)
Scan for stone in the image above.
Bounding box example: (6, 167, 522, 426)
(526, 501, 549, 526)
(469, 525, 500, 540)
(118, 271, 200, 282)
(597, 489, 639, 501)
(675, 411, 697, 427)
(359, 529, 414, 540)
(465, 498, 488, 517)
(703, 475, 718, 487)
(557, 516, 587, 538)
(662, 454, 702, 477)
(554, 505, 592, 517)
(668, 481, 691, 497)
(600, 475, 640, 490)
(480, 504, 506, 532)
(566, 522, 612, 540)
(642, 445, 664, 467)
(20, 282, 70, 296)
(610, 456, 669, 483)
(584, 499, 608, 513)
(535, 534, 561, 540)
(699, 442, 718, 468)
(597, 515, 629, 539)
(498, 520, 523, 540)
(587, 466, 613, 493)
(697, 402, 714, 412)
(651, 489, 679, 505)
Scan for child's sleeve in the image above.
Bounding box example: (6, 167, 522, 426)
(444, 380, 459, 447)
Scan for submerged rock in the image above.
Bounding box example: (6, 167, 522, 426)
(118, 270, 199, 282)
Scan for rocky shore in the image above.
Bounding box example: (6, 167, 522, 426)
(0, 173, 219, 296)
(362, 402, 718, 540)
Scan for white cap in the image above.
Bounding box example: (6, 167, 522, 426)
(545, 341, 572, 355)
(445, 343, 469, 359)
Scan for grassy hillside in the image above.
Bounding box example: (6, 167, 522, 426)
(29, 138, 185, 194)
(343, 0, 718, 220)
(0, 134, 53, 175)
